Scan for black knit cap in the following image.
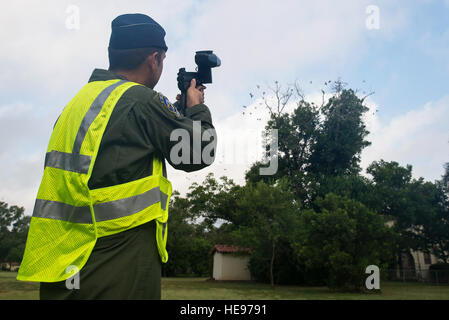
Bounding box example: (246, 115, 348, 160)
(109, 13, 168, 51)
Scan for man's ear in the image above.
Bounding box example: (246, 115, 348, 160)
(144, 51, 158, 71)
(151, 51, 162, 67)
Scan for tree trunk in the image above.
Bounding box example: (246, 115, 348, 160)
(270, 241, 275, 289)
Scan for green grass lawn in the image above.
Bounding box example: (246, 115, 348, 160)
(1, 272, 449, 300)
(0, 272, 40, 300)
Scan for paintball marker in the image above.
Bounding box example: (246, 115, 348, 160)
(177, 50, 221, 116)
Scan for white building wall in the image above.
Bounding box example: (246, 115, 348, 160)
(221, 254, 251, 280)
(213, 252, 223, 280)
(212, 252, 252, 280)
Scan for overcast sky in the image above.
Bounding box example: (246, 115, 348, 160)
(1, 0, 448, 215)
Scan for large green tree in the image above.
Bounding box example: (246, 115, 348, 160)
(294, 193, 396, 291)
(246, 81, 372, 206)
(416, 167, 449, 263)
(182, 174, 303, 286)
(187, 173, 245, 228)
(367, 160, 449, 263)
(163, 175, 246, 277)
(309, 87, 371, 177)
(366, 160, 413, 226)
(231, 179, 301, 288)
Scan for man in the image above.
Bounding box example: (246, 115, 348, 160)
(17, 13, 216, 299)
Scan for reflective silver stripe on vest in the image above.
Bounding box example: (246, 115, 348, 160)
(45, 80, 128, 173)
(33, 199, 92, 224)
(72, 80, 128, 155)
(94, 187, 162, 222)
(33, 187, 169, 224)
(45, 151, 91, 174)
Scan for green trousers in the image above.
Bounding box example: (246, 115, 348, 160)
(39, 220, 161, 300)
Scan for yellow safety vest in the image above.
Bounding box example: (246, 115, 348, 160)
(17, 79, 172, 282)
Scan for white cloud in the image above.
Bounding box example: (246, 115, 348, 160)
(361, 95, 449, 181)
(0, 151, 44, 214)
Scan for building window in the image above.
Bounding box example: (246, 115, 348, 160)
(424, 252, 432, 265)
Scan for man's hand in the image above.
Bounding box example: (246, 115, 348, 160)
(182, 78, 206, 107)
